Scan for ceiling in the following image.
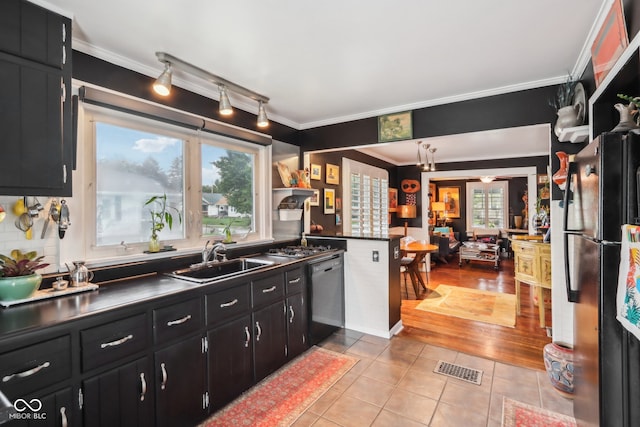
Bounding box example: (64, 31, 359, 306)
(41, 0, 607, 164)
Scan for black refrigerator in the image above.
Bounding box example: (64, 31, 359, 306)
(563, 132, 640, 427)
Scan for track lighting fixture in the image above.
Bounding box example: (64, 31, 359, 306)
(218, 86, 233, 116)
(416, 141, 424, 166)
(427, 147, 437, 171)
(153, 63, 172, 96)
(257, 100, 269, 128)
(153, 52, 270, 128)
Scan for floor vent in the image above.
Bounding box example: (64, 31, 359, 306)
(433, 360, 483, 385)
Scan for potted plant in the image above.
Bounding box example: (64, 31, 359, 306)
(614, 94, 640, 131)
(144, 194, 182, 252)
(0, 250, 49, 301)
(549, 77, 580, 137)
(222, 218, 236, 243)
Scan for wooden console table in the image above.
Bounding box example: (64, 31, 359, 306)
(512, 239, 551, 328)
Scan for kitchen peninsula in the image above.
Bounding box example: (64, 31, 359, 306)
(308, 233, 403, 339)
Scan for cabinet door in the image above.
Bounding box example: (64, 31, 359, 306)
(253, 301, 287, 381)
(6, 387, 76, 427)
(514, 252, 537, 283)
(0, 55, 68, 195)
(286, 293, 308, 359)
(207, 315, 253, 410)
(82, 358, 153, 427)
(155, 335, 207, 427)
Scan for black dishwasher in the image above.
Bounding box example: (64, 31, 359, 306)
(308, 253, 344, 345)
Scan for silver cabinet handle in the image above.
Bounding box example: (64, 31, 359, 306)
(160, 363, 167, 390)
(101, 334, 133, 349)
(244, 326, 251, 348)
(139, 373, 147, 402)
(289, 306, 295, 323)
(262, 286, 276, 293)
(288, 277, 301, 283)
(220, 299, 238, 308)
(166, 314, 192, 326)
(255, 321, 262, 342)
(60, 406, 67, 427)
(3, 361, 50, 383)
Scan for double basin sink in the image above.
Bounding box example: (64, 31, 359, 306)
(166, 258, 276, 284)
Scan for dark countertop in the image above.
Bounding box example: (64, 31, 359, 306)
(307, 233, 403, 242)
(0, 250, 343, 340)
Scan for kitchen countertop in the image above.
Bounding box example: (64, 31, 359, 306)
(0, 250, 342, 340)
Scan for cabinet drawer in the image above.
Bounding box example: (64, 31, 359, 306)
(81, 314, 149, 372)
(285, 267, 305, 295)
(513, 242, 536, 255)
(0, 335, 71, 398)
(154, 297, 203, 345)
(207, 283, 250, 325)
(252, 274, 284, 307)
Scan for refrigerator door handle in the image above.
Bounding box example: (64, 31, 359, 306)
(563, 161, 579, 303)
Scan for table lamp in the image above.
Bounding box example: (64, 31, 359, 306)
(397, 204, 417, 236)
(431, 202, 446, 227)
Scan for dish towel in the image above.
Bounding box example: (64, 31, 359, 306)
(617, 224, 640, 340)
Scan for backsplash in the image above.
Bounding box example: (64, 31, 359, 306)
(0, 195, 61, 275)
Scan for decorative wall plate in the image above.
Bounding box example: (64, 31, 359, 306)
(573, 82, 586, 125)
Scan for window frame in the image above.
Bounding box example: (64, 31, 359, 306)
(465, 180, 509, 230)
(80, 102, 270, 262)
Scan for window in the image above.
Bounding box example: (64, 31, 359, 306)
(83, 104, 267, 258)
(466, 181, 508, 229)
(343, 158, 389, 236)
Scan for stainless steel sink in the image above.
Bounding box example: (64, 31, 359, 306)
(166, 258, 275, 284)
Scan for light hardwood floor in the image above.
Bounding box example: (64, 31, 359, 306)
(398, 255, 552, 371)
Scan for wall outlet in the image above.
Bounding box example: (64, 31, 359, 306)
(372, 250, 379, 262)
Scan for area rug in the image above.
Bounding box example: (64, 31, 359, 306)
(502, 397, 576, 427)
(415, 284, 516, 327)
(200, 346, 358, 427)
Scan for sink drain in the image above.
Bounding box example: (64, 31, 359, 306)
(433, 360, 483, 385)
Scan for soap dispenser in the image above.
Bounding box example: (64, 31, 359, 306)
(301, 233, 307, 247)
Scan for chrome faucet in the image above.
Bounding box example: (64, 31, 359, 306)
(202, 241, 227, 264)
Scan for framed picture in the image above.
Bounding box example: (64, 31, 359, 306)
(537, 174, 549, 185)
(378, 110, 413, 142)
(310, 164, 322, 181)
(309, 189, 320, 206)
(335, 213, 342, 226)
(335, 198, 342, 211)
(438, 186, 460, 218)
(326, 163, 340, 185)
(324, 188, 336, 214)
(388, 188, 398, 212)
(591, 0, 628, 87)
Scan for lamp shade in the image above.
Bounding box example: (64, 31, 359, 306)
(397, 204, 417, 219)
(431, 202, 445, 212)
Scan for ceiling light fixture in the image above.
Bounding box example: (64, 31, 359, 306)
(427, 147, 437, 171)
(153, 63, 172, 96)
(218, 85, 233, 116)
(153, 52, 270, 127)
(416, 141, 425, 166)
(480, 176, 495, 183)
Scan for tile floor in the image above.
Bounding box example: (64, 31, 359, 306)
(291, 329, 574, 427)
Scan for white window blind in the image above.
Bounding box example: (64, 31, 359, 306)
(466, 181, 508, 229)
(344, 159, 389, 236)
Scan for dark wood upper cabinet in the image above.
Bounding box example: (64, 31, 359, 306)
(0, 0, 73, 196)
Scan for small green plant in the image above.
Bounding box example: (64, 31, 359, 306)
(144, 194, 182, 239)
(0, 250, 49, 277)
(222, 218, 236, 243)
(617, 93, 640, 108)
(549, 76, 578, 110)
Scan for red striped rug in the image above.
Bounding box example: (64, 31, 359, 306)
(200, 346, 358, 427)
(502, 397, 576, 427)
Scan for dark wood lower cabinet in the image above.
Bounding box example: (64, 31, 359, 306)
(286, 292, 308, 359)
(82, 358, 153, 427)
(154, 335, 207, 427)
(253, 301, 287, 381)
(6, 387, 75, 427)
(207, 315, 253, 410)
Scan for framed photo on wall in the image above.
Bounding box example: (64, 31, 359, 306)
(309, 189, 320, 206)
(438, 186, 460, 218)
(388, 188, 398, 212)
(310, 164, 322, 180)
(326, 164, 340, 185)
(324, 188, 336, 214)
(377, 110, 413, 142)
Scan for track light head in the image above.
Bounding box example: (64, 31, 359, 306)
(257, 101, 269, 128)
(153, 63, 172, 96)
(218, 86, 233, 115)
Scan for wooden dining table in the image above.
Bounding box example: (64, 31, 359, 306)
(400, 241, 439, 296)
